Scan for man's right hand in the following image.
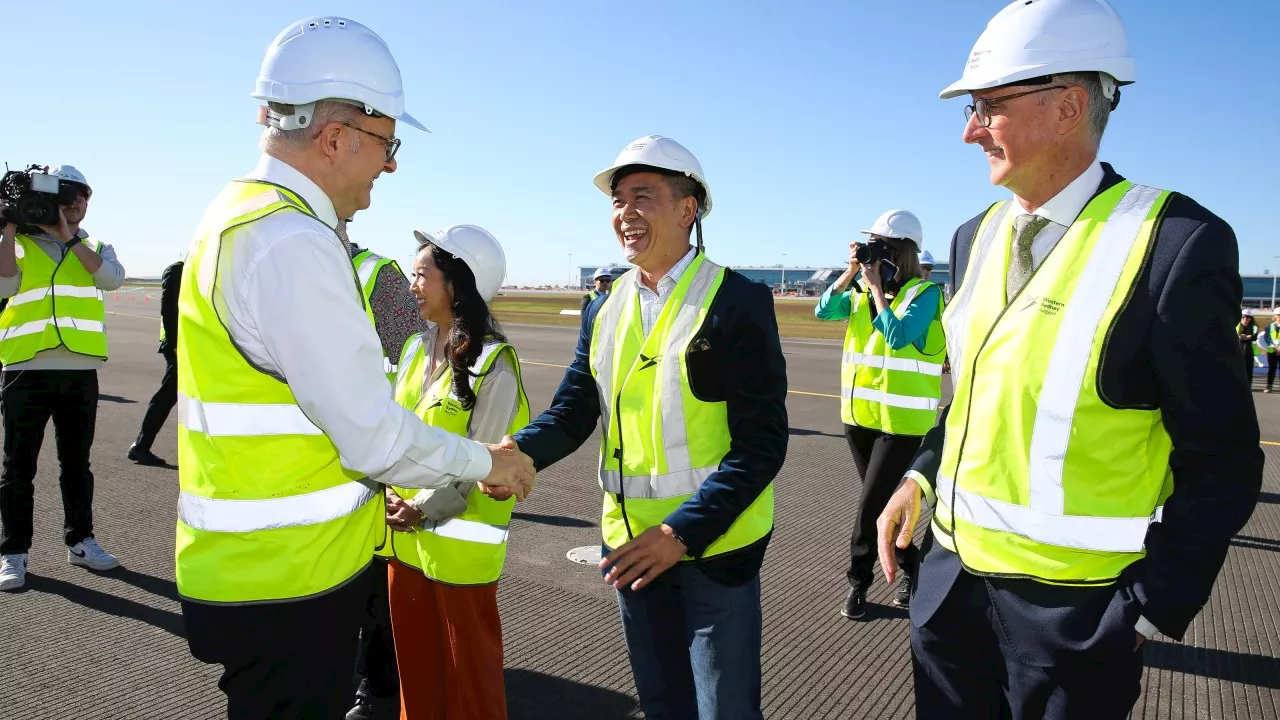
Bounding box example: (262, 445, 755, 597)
(479, 435, 535, 501)
(876, 476, 923, 585)
(0, 201, 14, 242)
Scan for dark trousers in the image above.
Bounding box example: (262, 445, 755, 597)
(135, 350, 177, 451)
(182, 563, 376, 720)
(911, 551, 1146, 719)
(1243, 345, 1256, 385)
(1268, 351, 1279, 389)
(616, 564, 764, 720)
(844, 424, 922, 588)
(352, 558, 400, 715)
(0, 369, 98, 554)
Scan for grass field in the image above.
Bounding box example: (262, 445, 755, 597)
(491, 292, 847, 339)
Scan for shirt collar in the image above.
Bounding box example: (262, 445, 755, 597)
(246, 154, 340, 229)
(663, 246, 698, 286)
(1016, 160, 1104, 228)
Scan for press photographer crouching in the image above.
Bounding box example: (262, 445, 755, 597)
(813, 209, 946, 619)
(0, 164, 127, 591)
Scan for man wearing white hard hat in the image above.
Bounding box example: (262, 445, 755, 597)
(512, 135, 788, 718)
(174, 17, 534, 717)
(877, 1, 1263, 716)
(815, 209, 945, 620)
(581, 266, 614, 312)
(918, 250, 936, 282)
(0, 164, 127, 592)
(1263, 309, 1280, 393)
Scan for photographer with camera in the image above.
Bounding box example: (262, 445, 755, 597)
(814, 209, 945, 619)
(0, 165, 126, 591)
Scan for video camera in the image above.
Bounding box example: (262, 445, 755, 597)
(0, 165, 79, 227)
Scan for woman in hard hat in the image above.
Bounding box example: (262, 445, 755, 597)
(383, 225, 529, 720)
(1239, 309, 1260, 385)
(814, 209, 945, 620)
(1264, 309, 1280, 393)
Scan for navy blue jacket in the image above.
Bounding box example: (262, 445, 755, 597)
(512, 265, 788, 582)
(911, 164, 1264, 641)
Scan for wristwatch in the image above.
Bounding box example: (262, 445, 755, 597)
(65, 235, 84, 249)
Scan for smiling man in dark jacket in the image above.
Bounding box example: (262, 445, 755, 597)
(512, 135, 787, 719)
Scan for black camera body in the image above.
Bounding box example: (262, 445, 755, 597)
(1, 165, 78, 227)
(854, 239, 892, 265)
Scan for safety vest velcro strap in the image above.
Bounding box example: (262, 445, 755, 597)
(0, 317, 104, 340)
(599, 466, 715, 499)
(420, 517, 509, 545)
(841, 386, 940, 411)
(936, 475, 1162, 553)
(177, 481, 376, 533)
(8, 284, 104, 306)
(178, 393, 324, 437)
(842, 352, 944, 376)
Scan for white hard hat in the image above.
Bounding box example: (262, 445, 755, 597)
(919, 250, 936, 267)
(593, 267, 612, 280)
(939, 0, 1134, 101)
(413, 225, 507, 302)
(1243, 309, 1255, 316)
(50, 165, 90, 195)
(252, 17, 426, 132)
(861, 209, 923, 251)
(593, 135, 713, 219)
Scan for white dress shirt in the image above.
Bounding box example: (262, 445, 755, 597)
(211, 154, 492, 488)
(1017, 160, 1104, 270)
(638, 246, 698, 337)
(0, 228, 127, 371)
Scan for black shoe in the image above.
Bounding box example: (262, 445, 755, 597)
(345, 696, 375, 720)
(892, 579, 912, 608)
(127, 445, 167, 467)
(841, 587, 867, 620)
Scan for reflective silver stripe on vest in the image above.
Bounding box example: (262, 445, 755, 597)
(356, 253, 383, 288)
(177, 481, 375, 533)
(943, 202, 1011, 386)
(599, 466, 717, 500)
(0, 317, 105, 340)
(841, 386, 939, 411)
(8, 284, 105, 307)
(420, 517, 509, 545)
(591, 257, 724, 499)
(937, 475, 1162, 553)
(1028, 185, 1162, 515)
(842, 352, 944, 375)
(383, 357, 396, 375)
(178, 393, 324, 437)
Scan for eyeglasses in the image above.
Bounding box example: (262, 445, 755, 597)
(338, 122, 402, 162)
(963, 85, 1066, 128)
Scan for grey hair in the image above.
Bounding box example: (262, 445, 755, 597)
(260, 100, 366, 154)
(1042, 72, 1111, 144)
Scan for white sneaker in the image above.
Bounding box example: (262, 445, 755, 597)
(68, 538, 120, 571)
(0, 553, 27, 591)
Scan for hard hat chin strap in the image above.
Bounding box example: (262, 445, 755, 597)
(261, 99, 383, 131)
(1099, 73, 1121, 111)
(694, 209, 704, 255)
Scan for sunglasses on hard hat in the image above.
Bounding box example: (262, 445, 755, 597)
(338, 122, 401, 162)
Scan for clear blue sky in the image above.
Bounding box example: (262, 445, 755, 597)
(5, 1, 1277, 283)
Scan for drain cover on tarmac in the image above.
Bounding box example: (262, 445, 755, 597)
(566, 545, 603, 565)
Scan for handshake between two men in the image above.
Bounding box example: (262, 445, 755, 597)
(385, 435, 536, 533)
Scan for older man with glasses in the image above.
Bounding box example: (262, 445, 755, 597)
(876, 1, 1263, 718)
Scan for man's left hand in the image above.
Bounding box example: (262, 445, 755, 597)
(386, 490, 425, 533)
(38, 208, 74, 244)
(600, 524, 687, 591)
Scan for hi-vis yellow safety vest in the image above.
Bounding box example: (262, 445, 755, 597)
(389, 336, 530, 585)
(352, 249, 401, 381)
(840, 277, 945, 435)
(935, 181, 1174, 584)
(0, 234, 107, 364)
(175, 180, 380, 604)
(590, 253, 774, 556)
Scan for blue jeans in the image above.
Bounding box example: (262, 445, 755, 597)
(615, 563, 763, 720)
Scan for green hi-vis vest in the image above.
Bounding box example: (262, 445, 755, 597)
(0, 234, 107, 364)
(934, 181, 1175, 585)
(588, 289, 601, 301)
(589, 253, 774, 556)
(352, 249, 401, 381)
(175, 180, 380, 604)
(840, 277, 945, 435)
(389, 336, 530, 585)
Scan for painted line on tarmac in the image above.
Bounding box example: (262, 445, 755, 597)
(1264, 440, 1280, 447)
(107, 311, 161, 320)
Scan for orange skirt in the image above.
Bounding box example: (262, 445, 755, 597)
(387, 559, 507, 720)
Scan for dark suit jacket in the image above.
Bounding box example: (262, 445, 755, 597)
(513, 265, 789, 582)
(910, 163, 1264, 642)
(159, 260, 183, 355)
